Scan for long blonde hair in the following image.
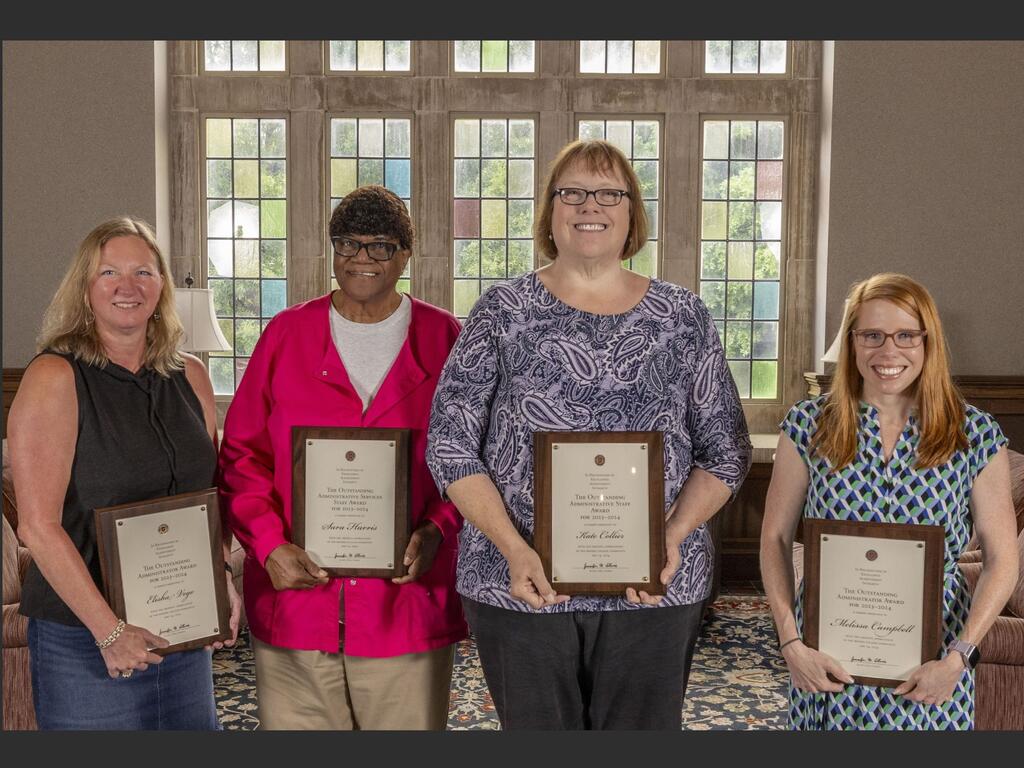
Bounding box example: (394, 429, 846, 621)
(812, 273, 967, 470)
(37, 216, 185, 376)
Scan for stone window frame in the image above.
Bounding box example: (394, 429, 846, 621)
(170, 40, 821, 431)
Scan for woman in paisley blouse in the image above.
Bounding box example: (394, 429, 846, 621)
(427, 139, 752, 729)
(760, 272, 1018, 729)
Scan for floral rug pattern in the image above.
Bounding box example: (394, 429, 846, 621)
(213, 595, 788, 731)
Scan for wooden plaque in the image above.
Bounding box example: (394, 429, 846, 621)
(803, 517, 945, 688)
(94, 488, 231, 654)
(534, 431, 665, 596)
(292, 426, 410, 578)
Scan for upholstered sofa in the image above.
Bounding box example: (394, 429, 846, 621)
(3, 495, 35, 730)
(1, 439, 246, 730)
(958, 448, 1024, 730)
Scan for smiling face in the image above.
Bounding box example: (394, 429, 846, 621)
(87, 235, 164, 336)
(550, 162, 632, 265)
(332, 233, 410, 305)
(852, 298, 926, 404)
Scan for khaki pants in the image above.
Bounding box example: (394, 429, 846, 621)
(252, 637, 454, 730)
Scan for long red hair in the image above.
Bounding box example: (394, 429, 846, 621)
(812, 273, 967, 470)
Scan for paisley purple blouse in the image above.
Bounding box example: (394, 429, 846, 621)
(427, 272, 751, 612)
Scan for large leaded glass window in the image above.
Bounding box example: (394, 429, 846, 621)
(699, 119, 784, 399)
(704, 41, 787, 74)
(204, 117, 288, 394)
(577, 118, 660, 277)
(203, 41, 286, 72)
(579, 41, 661, 74)
(328, 41, 411, 72)
(452, 117, 536, 318)
(328, 117, 412, 294)
(452, 41, 535, 73)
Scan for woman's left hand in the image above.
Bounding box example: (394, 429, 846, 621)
(392, 521, 442, 584)
(892, 653, 965, 706)
(625, 513, 692, 606)
(205, 572, 242, 650)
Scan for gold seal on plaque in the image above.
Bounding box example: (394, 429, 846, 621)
(158, 524, 169, 535)
(594, 455, 605, 466)
(865, 549, 878, 562)
(345, 451, 356, 462)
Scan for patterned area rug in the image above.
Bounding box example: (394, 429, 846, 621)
(213, 595, 789, 731)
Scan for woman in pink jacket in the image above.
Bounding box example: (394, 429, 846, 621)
(218, 186, 466, 730)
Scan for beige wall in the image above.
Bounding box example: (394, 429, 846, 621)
(5, 41, 1021, 383)
(2, 41, 156, 367)
(824, 41, 1024, 376)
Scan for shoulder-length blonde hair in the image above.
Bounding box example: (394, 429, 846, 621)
(813, 272, 967, 471)
(37, 216, 185, 376)
(534, 139, 648, 261)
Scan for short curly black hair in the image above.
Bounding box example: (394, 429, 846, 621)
(328, 185, 414, 251)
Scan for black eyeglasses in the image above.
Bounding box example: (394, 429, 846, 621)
(851, 329, 927, 349)
(552, 188, 630, 206)
(331, 236, 400, 261)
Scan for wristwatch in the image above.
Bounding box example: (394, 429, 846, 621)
(947, 639, 981, 669)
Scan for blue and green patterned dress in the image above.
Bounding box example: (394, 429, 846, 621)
(781, 397, 1007, 730)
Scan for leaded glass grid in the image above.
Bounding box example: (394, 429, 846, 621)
(579, 41, 661, 74)
(203, 41, 286, 72)
(328, 41, 411, 72)
(577, 118, 660, 277)
(699, 119, 785, 400)
(452, 117, 536, 318)
(452, 41, 535, 73)
(204, 117, 288, 395)
(328, 117, 412, 295)
(704, 41, 787, 74)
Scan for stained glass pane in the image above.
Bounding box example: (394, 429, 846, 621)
(577, 118, 660, 277)
(204, 41, 285, 72)
(699, 119, 785, 399)
(454, 41, 534, 73)
(329, 117, 413, 293)
(705, 40, 788, 75)
(580, 40, 661, 74)
(453, 117, 535, 318)
(580, 40, 605, 73)
(204, 117, 287, 393)
(329, 41, 411, 71)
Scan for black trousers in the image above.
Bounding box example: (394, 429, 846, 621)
(461, 597, 705, 730)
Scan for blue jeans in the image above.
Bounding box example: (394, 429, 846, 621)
(28, 618, 220, 730)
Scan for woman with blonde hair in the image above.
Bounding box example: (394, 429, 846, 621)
(8, 216, 240, 729)
(760, 272, 1018, 730)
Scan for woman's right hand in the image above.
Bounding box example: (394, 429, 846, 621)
(99, 624, 168, 679)
(265, 543, 330, 591)
(782, 640, 855, 693)
(507, 543, 570, 610)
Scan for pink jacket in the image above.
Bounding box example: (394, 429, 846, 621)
(217, 294, 467, 656)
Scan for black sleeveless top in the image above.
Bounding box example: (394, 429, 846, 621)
(19, 352, 217, 626)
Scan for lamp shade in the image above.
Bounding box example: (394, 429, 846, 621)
(175, 288, 232, 353)
(821, 299, 851, 365)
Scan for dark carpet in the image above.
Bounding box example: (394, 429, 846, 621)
(212, 595, 789, 730)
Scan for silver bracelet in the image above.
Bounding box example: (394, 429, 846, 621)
(95, 619, 126, 649)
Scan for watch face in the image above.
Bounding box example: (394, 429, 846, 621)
(967, 645, 981, 668)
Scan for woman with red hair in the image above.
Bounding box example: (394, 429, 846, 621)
(760, 272, 1018, 730)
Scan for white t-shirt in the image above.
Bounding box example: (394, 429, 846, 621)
(329, 294, 412, 413)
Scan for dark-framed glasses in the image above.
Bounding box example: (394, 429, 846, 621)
(331, 236, 400, 261)
(851, 329, 927, 349)
(552, 187, 630, 206)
